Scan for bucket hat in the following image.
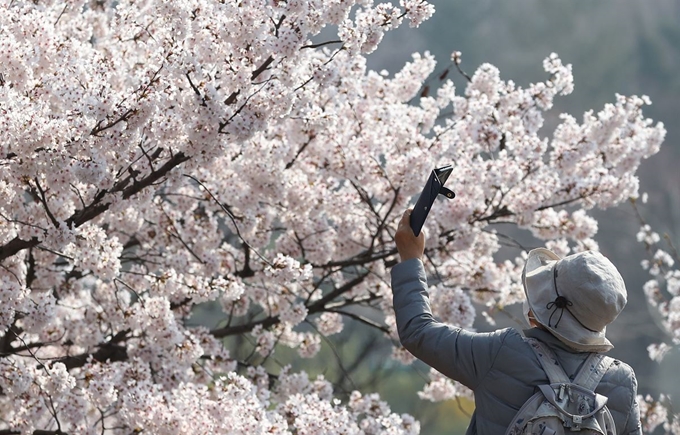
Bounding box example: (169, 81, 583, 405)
(522, 248, 628, 352)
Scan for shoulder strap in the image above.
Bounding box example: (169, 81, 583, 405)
(573, 353, 615, 391)
(524, 337, 570, 384)
(526, 337, 615, 389)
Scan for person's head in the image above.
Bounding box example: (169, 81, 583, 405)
(522, 248, 627, 352)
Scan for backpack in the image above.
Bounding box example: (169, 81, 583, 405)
(505, 338, 617, 435)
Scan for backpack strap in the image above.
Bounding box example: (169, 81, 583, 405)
(525, 337, 615, 389)
(525, 337, 570, 384)
(572, 352, 615, 391)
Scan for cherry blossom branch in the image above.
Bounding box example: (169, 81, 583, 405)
(185, 72, 207, 107)
(326, 308, 390, 335)
(46, 394, 63, 435)
(32, 178, 60, 229)
(349, 180, 401, 257)
(0, 151, 190, 263)
(211, 272, 369, 338)
(53, 4, 67, 26)
(251, 55, 274, 80)
(534, 193, 593, 212)
(1, 337, 56, 356)
(452, 52, 472, 82)
(183, 174, 273, 269)
(285, 133, 316, 169)
(0, 262, 23, 285)
(0, 210, 46, 233)
(306, 272, 370, 311)
(294, 45, 345, 92)
(91, 64, 162, 136)
(410, 60, 455, 105)
(90, 107, 136, 137)
(0, 324, 22, 356)
(483, 228, 530, 251)
(471, 189, 596, 225)
(159, 203, 206, 264)
(220, 54, 276, 113)
(53, 330, 130, 371)
(218, 81, 270, 133)
(300, 40, 343, 49)
(473, 205, 513, 223)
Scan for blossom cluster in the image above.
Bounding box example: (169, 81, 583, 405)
(637, 224, 680, 350)
(632, 217, 680, 432)
(0, 0, 666, 433)
(417, 369, 473, 403)
(637, 394, 680, 434)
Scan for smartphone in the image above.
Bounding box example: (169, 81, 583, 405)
(410, 165, 455, 236)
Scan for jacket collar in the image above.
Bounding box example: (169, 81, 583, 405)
(523, 327, 591, 353)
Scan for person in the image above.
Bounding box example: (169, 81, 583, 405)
(391, 209, 642, 434)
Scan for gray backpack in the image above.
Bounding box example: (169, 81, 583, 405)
(505, 338, 617, 435)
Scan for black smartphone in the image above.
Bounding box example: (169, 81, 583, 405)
(410, 165, 455, 236)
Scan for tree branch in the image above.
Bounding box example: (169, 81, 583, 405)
(211, 272, 369, 338)
(33, 178, 60, 228)
(284, 133, 315, 170)
(326, 308, 390, 334)
(0, 152, 190, 263)
(54, 343, 128, 371)
(251, 56, 274, 81)
(53, 329, 130, 371)
(300, 40, 343, 50)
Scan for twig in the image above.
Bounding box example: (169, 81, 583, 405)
(454, 57, 472, 82)
(300, 40, 343, 50)
(33, 178, 60, 228)
(158, 203, 205, 264)
(305, 320, 358, 392)
(211, 272, 369, 338)
(285, 134, 315, 169)
(54, 4, 67, 26)
(185, 72, 207, 107)
(183, 174, 272, 268)
(326, 308, 390, 334)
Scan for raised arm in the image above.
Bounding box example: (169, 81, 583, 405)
(391, 210, 508, 388)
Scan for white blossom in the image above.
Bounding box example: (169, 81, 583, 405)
(314, 312, 344, 336)
(418, 369, 473, 403)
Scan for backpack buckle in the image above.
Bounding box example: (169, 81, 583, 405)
(572, 414, 583, 429)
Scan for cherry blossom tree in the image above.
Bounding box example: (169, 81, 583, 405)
(0, 0, 666, 434)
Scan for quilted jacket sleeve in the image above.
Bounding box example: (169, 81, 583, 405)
(391, 258, 509, 389)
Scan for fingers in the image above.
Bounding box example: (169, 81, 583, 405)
(399, 208, 413, 229)
(395, 208, 425, 262)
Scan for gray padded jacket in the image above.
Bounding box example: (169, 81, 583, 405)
(391, 258, 642, 435)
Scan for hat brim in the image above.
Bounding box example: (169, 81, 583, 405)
(522, 248, 614, 353)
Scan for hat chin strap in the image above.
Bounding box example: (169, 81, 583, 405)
(546, 268, 599, 333)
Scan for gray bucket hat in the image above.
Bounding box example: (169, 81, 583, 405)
(522, 248, 628, 352)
